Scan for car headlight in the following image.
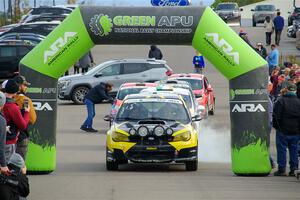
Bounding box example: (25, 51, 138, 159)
(58, 80, 71, 90)
(153, 126, 164, 136)
(173, 131, 191, 142)
(166, 128, 173, 135)
(138, 126, 149, 137)
(112, 131, 129, 142)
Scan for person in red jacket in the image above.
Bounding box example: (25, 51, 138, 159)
(2, 80, 29, 162)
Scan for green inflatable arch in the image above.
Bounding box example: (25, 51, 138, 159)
(20, 6, 271, 175)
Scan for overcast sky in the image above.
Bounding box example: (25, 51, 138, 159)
(0, 0, 214, 11)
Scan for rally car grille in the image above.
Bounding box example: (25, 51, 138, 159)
(129, 135, 173, 145)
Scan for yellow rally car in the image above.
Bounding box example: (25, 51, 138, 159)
(106, 93, 200, 171)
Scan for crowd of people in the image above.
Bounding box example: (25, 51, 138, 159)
(0, 76, 33, 199)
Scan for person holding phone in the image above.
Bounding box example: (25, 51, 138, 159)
(13, 76, 36, 160)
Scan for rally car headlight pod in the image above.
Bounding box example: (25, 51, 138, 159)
(138, 126, 149, 137)
(112, 131, 129, 142)
(153, 126, 164, 136)
(173, 131, 191, 142)
(129, 128, 137, 135)
(166, 128, 173, 135)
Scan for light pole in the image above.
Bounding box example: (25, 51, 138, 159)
(3, 0, 6, 25)
(53, 0, 55, 6)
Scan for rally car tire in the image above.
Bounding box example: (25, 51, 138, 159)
(106, 160, 119, 171)
(185, 161, 198, 171)
(208, 100, 215, 116)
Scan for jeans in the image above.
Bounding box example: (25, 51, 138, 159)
(16, 138, 29, 160)
(194, 68, 203, 74)
(275, 30, 282, 45)
(276, 130, 300, 171)
(268, 65, 275, 76)
(265, 32, 272, 45)
(82, 99, 95, 128)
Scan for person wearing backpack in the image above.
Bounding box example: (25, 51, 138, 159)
(2, 80, 29, 161)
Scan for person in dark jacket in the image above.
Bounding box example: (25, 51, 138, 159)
(0, 153, 29, 200)
(80, 83, 114, 132)
(272, 82, 300, 176)
(273, 12, 284, 46)
(79, 51, 94, 73)
(148, 45, 163, 60)
(255, 42, 267, 59)
(3, 80, 30, 162)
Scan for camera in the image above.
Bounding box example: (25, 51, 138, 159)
(0, 173, 19, 186)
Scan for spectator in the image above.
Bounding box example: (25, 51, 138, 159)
(273, 12, 284, 46)
(296, 71, 300, 98)
(264, 16, 274, 46)
(266, 44, 279, 75)
(0, 92, 8, 175)
(80, 83, 114, 133)
(273, 82, 300, 176)
(0, 153, 30, 200)
(148, 45, 163, 60)
(255, 42, 267, 59)
(274, 75, 286, 100)
(79, 51, 94, 74)
(283, 68, 291, 80)
(239, 29, 252, 47)
(73, 61, 80, 74)
(267, 81, 275, 168)
(13, 76, 36, 160)
(3, 80, 30, 161)
(193, 51, 205, 74)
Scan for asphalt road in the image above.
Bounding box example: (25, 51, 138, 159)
(28, 21, 300, 199)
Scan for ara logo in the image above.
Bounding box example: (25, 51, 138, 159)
(33, 102, 53, 111)
(232, 104, 266, 113)
(151, 0, 191, 6)
(44, 32, 77, 64)
(205, 33, 239, 65)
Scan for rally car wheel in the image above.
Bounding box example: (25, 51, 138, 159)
(106, 160, 118, 171)
(208, 100, 215, 116)
(185, 161, 198, 171)
(72, 86, 89, 105)
(204, 104, 209, 119)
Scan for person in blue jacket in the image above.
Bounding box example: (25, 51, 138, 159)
(193, 51, 205, 74)
(273, 12, 284, 46)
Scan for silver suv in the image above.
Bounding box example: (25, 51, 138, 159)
(58, 59, 173, 104)
(251, 5, 278, 27)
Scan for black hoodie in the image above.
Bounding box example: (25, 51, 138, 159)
(148, 45, 163, 60)
(84, 82, 113, 104)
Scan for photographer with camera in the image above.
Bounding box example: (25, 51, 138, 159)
(13, 76, 36, 160)
(0, 153, 29, 200)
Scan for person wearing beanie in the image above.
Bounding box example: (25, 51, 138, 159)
(0, 153, 30, 200)
(13, 76, 36, 160)
(2, 80, 30, 162)
(273, 82, 300, 176)
(0, 91, 9, 175)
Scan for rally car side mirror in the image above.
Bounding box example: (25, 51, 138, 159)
(192, 115, 202, 122)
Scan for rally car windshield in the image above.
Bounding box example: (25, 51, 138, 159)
(176, 79, 203, 90)
(116, 99, 190, 124)
(117, 88, 145, 100)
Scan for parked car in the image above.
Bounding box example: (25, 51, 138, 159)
(2, 21, 60, 37)
(20, 6, 72, 23)
(288, 7, 300, 26)
(105, 93, 200, 171)
(168, 73, 215, 118)
(0, 33, 45, 44)
(251, 4, 277, 27)
(24, 14, 67, 23)
(0, 23, 18, 36)
(58, 59, 173, 104)
(214, 2, 242, 25)
(0, 40, 35, 82)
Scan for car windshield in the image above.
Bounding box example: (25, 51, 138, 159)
(117, 88, 146, 100)
(181, 94, 193, 111)
(175, 79, 203, 90)
(216, 4, 236, 10)
(255, 5, 275, 11)
(116, 99, 190, 124)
